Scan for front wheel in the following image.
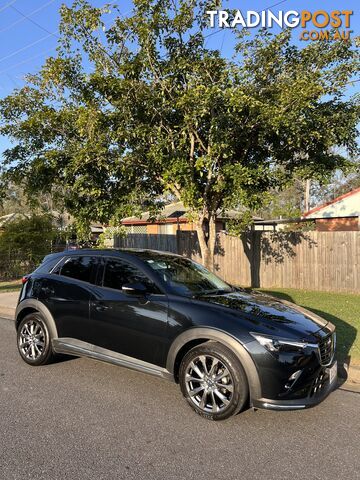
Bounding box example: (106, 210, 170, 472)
(17, 313, 55, 366)
(179, 342, 249, 420)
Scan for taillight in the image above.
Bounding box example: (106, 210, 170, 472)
(21, 275, 30, 284)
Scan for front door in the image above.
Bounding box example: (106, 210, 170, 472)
(89, 257, 169, 367)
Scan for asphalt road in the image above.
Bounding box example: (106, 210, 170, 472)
(1, 317, 359, 480)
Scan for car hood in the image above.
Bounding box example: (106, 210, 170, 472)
(196, 290, 328, 340)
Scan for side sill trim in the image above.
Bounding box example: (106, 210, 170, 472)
(52, 338, 174, 382)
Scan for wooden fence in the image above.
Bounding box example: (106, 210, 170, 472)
(114, 233, 178, 253)
(115, 230, 360, 293)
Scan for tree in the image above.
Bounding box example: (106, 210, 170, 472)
(0, 214, 58, 278)
(321, 161, 360, 201)
(0, 181, 68, 217)
(0, 183, 30, 216)
(0, 214, 57, 256)
(1, 1, 359, 268)
(255, 178, 305, 220)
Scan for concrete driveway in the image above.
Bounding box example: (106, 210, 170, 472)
(1, 317, 360, 480)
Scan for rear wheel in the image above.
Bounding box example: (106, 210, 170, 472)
(17, 313, 55, 366)
(179, 342, 249, 420)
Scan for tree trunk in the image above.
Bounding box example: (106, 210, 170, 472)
(195, 214, 216, 271)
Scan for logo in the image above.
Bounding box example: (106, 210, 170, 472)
(206, 9, 354, 41)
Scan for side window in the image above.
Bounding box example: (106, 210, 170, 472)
(103, 258, 160, 294)
(60, 256, 98, 284)
(33, 256, 62, 274)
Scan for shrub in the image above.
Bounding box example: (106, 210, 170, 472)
(0, 215, 58, 279)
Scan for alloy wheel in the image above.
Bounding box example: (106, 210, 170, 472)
(19, 319, 46, 361)
(185, 354, 234, 413)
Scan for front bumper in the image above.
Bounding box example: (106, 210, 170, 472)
(252, 361, 337, 410)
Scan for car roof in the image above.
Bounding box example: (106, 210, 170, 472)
(45, 248, 184, 261)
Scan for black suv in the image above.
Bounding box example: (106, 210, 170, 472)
(15, 249, 337, 420)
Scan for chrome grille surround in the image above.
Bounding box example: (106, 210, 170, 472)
(318, 332, 336, 366)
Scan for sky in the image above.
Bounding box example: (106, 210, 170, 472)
(0, 0, 358, 158)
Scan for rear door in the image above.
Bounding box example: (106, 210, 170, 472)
(35, 255, 100, 340)
(89, 256, 169, 367)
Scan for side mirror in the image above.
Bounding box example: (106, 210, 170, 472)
(122, 282, 147, 295)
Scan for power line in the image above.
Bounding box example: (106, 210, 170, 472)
(0, 0, 16, 14)
(10, 4, 59, 38)
(0, 1, 127, 73)
(156, 0, 290, 58)
(0, 33, 55, 64)
(0, 0, 56, 34)
(0, 48, 57, 74)
(5, 72, 19, 88)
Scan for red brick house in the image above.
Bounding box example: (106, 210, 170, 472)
(121, 201, 242, 234)
(302, 187, 360, 231)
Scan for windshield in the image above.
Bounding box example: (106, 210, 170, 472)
(145, 256, 233, 296)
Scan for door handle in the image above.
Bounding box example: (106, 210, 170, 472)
(91, 301, 110, 312)
(96, 305, 110, 312)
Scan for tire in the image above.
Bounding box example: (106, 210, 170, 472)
(17, 313, 55, 366)
(179, 342, 249, 421)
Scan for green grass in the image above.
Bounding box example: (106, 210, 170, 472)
(0, 279, 22, 293)
(259, 288, 360, 364)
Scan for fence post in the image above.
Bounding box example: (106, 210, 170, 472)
(176, 230, 180, 255)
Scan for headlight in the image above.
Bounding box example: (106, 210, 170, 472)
(250, 333, 317, 354)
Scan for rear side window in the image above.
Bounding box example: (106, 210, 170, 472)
(33, 254, 62, 274)
(60, 256, 98, 284)
(103, 258, 160, 293)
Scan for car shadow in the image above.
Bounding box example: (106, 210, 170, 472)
(260, 289, 357, 384)
(51, 354, 77, 364)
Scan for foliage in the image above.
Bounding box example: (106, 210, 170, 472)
(321, 161, 360, 201)
(226, 211, 254, 236)
(0, 0, 359, 267)
(0, 183, 30, 216)
(0, 214, 59, 279)
(97, 224, 127, 247)
(281, 221, 315, 232)
(0, 214, 57, 258)
(256, 179, 304, 220)
(0, 180, 68, 216)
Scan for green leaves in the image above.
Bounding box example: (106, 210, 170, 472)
(0, 214, 57, 258)
(0, 0, 359, 240)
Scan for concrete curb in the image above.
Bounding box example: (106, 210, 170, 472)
(0, 306, 15, 319)
(343, 363, 360, 386)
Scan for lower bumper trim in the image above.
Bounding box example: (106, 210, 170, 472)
(261, 403, 306, 410)
(253, 369, 337, 411)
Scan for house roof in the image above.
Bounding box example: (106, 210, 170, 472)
(122, 201, 186, 224)
(302, 187, 360, 219)
(121, 201, 259, 225)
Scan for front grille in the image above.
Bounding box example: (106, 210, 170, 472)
(318, 333, 335, 366)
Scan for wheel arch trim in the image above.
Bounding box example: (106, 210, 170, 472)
(15, 299, 58, 339)
(166, 327, 261, 401)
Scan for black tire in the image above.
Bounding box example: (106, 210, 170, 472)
(179, 342, 249, 421)
(17, 313, 55, 366)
